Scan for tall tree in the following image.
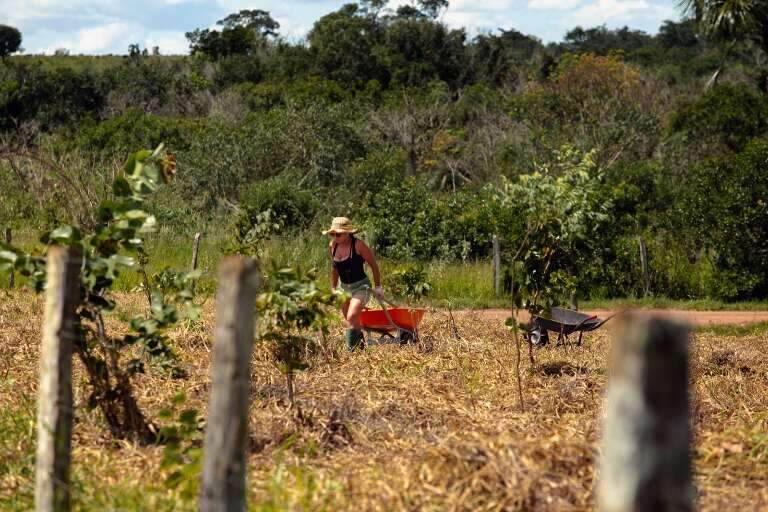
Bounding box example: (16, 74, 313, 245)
(681, 0, 768, 49)
(680, 0, 768, 88)
(0, 25, 22, 60)
(308, 3, 385, 87)
(217, 9, 280, 38)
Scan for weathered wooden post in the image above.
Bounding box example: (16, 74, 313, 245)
(191, 232, 202, 272)
(569, 290, 578, 311)
(492, 235, 501, 298)
(638, 236, 650, 297)
(599, 315, 694, 512)
(35, 246, 81, 512)
(5, 228, 13, 289)
(200, 257, 259, 512)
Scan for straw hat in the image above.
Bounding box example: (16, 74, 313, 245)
(322, 217, 359, 235)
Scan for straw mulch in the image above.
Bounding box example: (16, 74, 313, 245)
(1, 291, 767, 510)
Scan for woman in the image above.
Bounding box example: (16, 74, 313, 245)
(323, 217, 383, 351)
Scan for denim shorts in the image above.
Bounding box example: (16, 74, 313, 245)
(341, 276, 372, 304)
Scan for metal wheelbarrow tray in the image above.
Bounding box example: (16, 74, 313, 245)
(359, 304, 426, 346)
(529, 307, 611, 346)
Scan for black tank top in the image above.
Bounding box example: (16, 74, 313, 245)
(332, 237, 367, 284)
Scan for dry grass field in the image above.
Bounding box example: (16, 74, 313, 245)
(1, 290, 767, 511)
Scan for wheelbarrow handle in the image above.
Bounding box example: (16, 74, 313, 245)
(364, 285, 399, 309)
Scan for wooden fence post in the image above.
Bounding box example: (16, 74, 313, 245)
(35, 246, 81, 512)
(492, 235, 500, 298)
(200, 257, 259, 512)
(191, 232, 202, 272)
(5, 228, 13, 289)
(569, 290, 578, 311)
(638, 236, 650, 297)
(599, 315, 694, 512)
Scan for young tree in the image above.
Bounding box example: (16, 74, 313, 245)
(0, 25, 22, 60)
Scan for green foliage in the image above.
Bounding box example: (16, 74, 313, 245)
(231, 209, 280, 258)
(496, 146, 609, 314)
(217, 9, 280, 37)
(681, 0, 768, 53)
(0, 145, 199, 441)
(675, 138, 768, 299)
(669, 84, 768, 152)
(386, 263, 431, 301)
(361, 178, 499, 260)
(74, 109, 193, 155)
(4, 8, 768, 304)
(0, 25, 21, 60)
(378, 16, 467, 88)
(256, 265, 341, 405)
(308, 4, 385, 88)
(562, 25, 654, 55)
(158, 392, 203, 505)
(186, 26, 258, 59)
(238, 178, 320, 231)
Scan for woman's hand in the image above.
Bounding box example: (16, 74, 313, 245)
(373, 286, 384, 298)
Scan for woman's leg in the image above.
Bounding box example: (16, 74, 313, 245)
(346, 297, 365, 329)
(341, 298, 350, 320)
(344, 297, 366, 351)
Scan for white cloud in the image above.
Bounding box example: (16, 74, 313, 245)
(529, 0, 582, 10)
(274, 16, 310, 41)
(443, 10, 512, 33)
(571, 0, 674, 27)
(0, 0, 120, 24)
(144, 31, 190, 55)
(450, 0, 514, 11)
(74, 22, 132, 53)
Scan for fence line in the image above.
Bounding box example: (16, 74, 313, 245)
(200, 256, 260, 512)
(35, 246, 81, 512)
(24, 248, 699, 510)
(599, 315, 693, 512)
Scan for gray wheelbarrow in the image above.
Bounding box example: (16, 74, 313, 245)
(528, 307, 615, 347)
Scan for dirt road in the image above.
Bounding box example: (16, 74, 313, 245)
(460, 308, 768, 327)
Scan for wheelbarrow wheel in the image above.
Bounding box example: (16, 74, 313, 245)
(399, 330, 414, 346)
(529, 326, 549, 347)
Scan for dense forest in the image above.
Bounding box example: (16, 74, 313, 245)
(1, 0, 767, 301)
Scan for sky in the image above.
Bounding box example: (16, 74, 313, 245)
(1, 0, 681, 56)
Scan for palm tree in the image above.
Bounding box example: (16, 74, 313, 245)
(679, 0, 768, 88)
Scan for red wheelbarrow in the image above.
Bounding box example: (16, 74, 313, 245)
(359, 296, 426, 346)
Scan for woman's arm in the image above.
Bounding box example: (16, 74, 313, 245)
(329, 244, 339, 289)
(357, 241, 381, 288)
(331, 267, 340, 289)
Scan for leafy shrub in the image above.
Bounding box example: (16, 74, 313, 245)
(674, 138, 768, 299)
(73, 109, 194, 154)
(360, 178, 498, 260)
(347, 147, 406, 192)
(237, 177, 319, 234)
(386, 263, 431, 301)
(0, 145, 199, 442)
(256, 265, 340, 407)
(669, 84, 768, 152)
